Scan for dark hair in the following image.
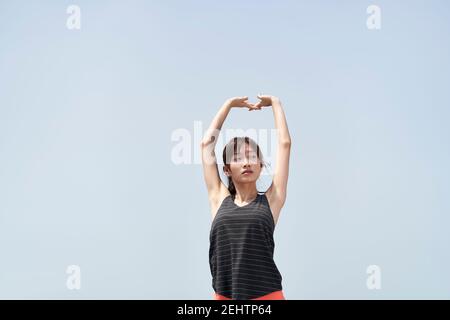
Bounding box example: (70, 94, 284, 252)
(222, 136, 266, 196)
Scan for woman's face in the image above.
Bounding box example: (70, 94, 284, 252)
(225, 143, 262, 184)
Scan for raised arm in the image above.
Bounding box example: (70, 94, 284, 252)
(255, 95, 291, 219)
(200, 97, 257, 213)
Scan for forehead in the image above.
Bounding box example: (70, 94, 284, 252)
(236, 143, 257, 154)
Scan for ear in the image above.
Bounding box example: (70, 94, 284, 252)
(223, 165, 230, 176)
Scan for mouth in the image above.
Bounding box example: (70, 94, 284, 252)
(242, 170, 253, 175)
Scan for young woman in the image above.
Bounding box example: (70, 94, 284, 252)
(200, 95, 291, 300)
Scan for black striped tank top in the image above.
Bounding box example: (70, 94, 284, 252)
(209, 192, 283, 299)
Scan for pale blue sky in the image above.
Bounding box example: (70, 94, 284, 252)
(1, 0, 449, 299)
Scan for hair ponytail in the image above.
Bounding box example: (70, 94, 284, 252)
(227, 175, 237, 196)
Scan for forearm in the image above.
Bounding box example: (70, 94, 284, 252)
(201, 101, 232, 147)
(272, 98, 291, 145)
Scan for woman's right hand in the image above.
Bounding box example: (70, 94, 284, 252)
(225, 96, 260, 111)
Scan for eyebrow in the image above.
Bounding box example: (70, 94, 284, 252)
(234, 153, 258, 158)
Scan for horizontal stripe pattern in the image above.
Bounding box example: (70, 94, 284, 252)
(209, 193, 282, 299)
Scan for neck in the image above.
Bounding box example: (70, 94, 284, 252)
(233, 183, 258, 203)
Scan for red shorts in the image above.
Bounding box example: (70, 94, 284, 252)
(213, 290, 285, 300)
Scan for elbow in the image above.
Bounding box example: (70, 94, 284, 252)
(200, 137, 210, 148)
(200, 139, 212, 149)
(280, 139, 291, 147)
(201, 136, 217, 148)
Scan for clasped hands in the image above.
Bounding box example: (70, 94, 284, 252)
(226, 94, 280, 111)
